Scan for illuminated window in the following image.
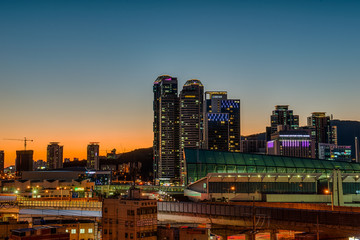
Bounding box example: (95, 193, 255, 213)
(71, 229, 76, 234)
(88, 228, 93, 233)
(80, 229, 85, 234)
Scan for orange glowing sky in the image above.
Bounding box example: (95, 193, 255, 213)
(1, 1, 360, 166)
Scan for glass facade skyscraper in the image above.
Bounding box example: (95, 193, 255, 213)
(179, 80, 204, 182)
(153, 75, 180, 183)
(204, 91, 241, 152)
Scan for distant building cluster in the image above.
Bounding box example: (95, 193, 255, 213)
(153, 76, 360, 185)
(153, 75, 241, 184)
(266, 106, 352, 161)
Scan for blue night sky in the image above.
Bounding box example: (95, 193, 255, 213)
(1, 0, 360, 165)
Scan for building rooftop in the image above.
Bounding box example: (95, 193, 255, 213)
(184, 149, 360, 182)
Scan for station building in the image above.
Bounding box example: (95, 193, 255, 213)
(184, 149, 360, 205)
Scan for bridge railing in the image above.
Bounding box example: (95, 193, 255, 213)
(18, 200, 102, 209)
(158, 202, 360, 228)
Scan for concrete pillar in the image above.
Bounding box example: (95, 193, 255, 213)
(270, 230, 278, 240)
(333, 169, 339, 206)
(337, 169, 344, 206)
(243, 233, 252, 240)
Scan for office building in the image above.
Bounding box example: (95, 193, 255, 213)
(205, 113, 229, 151)
(267, 128, 316, 158)
(15, 150, 33, 176)
(318, 143, 352, 162)
(0, 150, 4, 174)
(307, 112, 333, 157)
(270, 105, 299, 134)
(153, 75, 180, 183)
(307, 112, 332, 144)
(221, 99, 241, 151)
(179, 79, 204, 181)
(204, 91, 241, 152)
(87, 143, 100, 170)
(102, 187, 157, 240)
(47, 142, 63, 169)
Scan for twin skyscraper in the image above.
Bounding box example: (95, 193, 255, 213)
(153, 75, 240, 184)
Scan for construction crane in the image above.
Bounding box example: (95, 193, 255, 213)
(3, 137, 34, 151)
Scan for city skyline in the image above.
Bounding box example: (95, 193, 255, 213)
(1, 0, 360, 166)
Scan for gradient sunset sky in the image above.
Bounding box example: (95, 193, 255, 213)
(1, 0, 360, 166)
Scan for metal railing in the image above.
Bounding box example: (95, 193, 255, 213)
(158, 201, 360, 227)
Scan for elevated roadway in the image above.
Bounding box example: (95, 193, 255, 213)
(158, 201, 360, 239)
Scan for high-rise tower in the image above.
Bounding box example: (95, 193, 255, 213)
(179, 79, 204, 181)
(87, 142, 100, 170)
(153, 75, 180, 183)
(307, 112, 332, 158)
(47, 142, 63, 169)
(270, 105, 299, 134)
(204, 91, 241, 152)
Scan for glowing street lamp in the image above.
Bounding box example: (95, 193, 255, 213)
(324, 189, 334, 211)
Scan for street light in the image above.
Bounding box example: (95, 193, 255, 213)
(324, 189, 334, 211)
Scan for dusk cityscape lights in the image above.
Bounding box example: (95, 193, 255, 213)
(1, 1, 360, 240)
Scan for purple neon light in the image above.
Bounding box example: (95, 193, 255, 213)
(267, 141, 274, 148)
(165, 78, 172, 81)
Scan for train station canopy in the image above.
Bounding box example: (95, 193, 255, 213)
(184, 149, 360, 183)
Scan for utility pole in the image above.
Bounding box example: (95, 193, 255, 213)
(252, 196, 256, 240)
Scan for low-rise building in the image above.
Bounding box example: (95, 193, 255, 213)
(102, 186, 157, 240)
(34, 220, 97, 240)
(0, 220, 28, 240)
(10, 226, 69, 240)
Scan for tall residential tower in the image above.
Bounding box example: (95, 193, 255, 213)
(47, 142, 63, 169)
(270, 105, 299, 134)
(179, 80, 204, 181)
(153, 75, 180, 183)
(87, 142, 100, 170)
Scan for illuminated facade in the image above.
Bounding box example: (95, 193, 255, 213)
(221, 99, 241, 151)
(307, 112, 331, 143)
(87, 143, 99, 170)
(269, 105, 299, 135)
(204, 91, 241, 152)
(319, 143, 352, 162)
(307, 112, 333, 157)
(47, 142, 63, 169)
(184, 148, 360, 183)
(179, 80, 204, 182)
(153, 75, 180, 182)
(206, 113, 229, 151)
(267, 129, 316, 158)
